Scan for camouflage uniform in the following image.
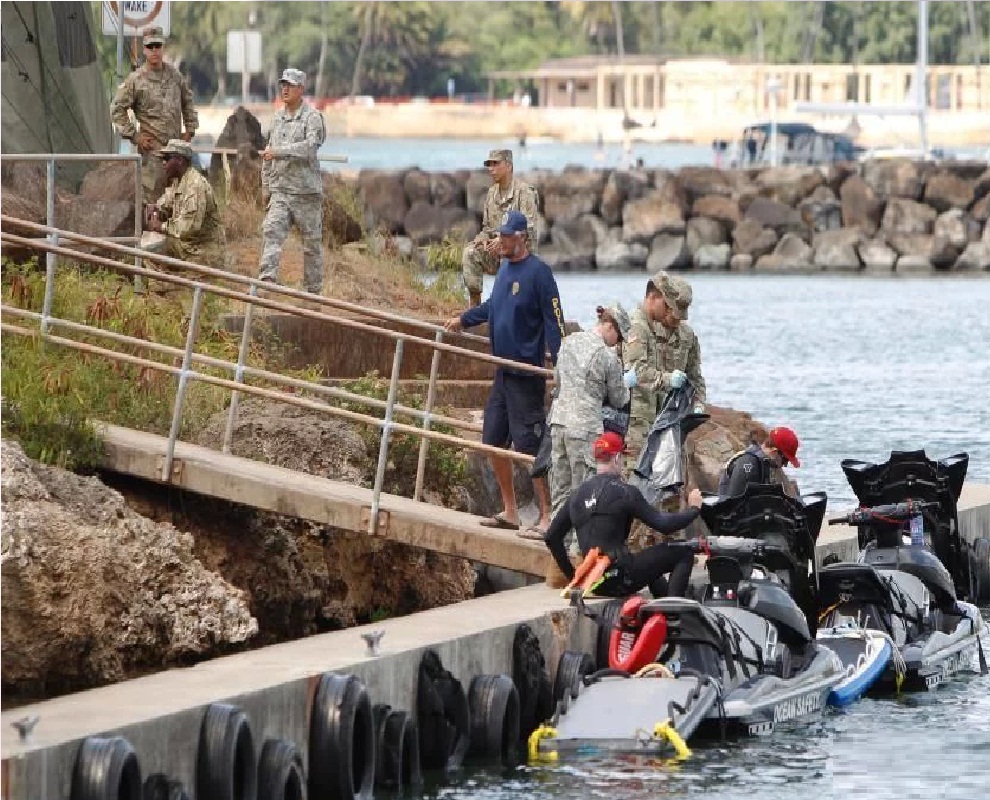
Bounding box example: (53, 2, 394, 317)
(462, 150, 540, 296)
(110, 60, 198, 204)
(259, 75, 326, 295)
(156, 162, 226, 270)
(547, 329, 629, 517)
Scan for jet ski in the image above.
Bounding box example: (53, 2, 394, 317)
(530, 486, 844, 760)
(818, 450, 988, 694)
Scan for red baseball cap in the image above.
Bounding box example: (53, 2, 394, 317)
(593, 431, 628, 460)
(768, 426, 801, 468)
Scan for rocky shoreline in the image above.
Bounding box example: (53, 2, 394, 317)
(354, 159, 990, 274)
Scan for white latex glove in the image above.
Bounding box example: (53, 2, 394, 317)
(623, 368, 638, 389)
(670, 369, 687, 389)
(693, 403, 705, 414)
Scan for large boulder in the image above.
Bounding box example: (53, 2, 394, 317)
(542, 168, 606, 224)
(691, 194, 740, 230)
(646, 233, 691, 272)
(403, 202, 477, 245)
(622, 191, 685, 242)
(431, 171, 466, 208)
(550, 213, 607, 261)
(862, 158, 926, 200)
(66, 198, 134, 238)
(729, 253, 753, 270)
(692, 242, 731, 270)
(933, 209, 970, 251)
(839, 174, 885, 235)
(677, 166, 740, 203)
(321, 175, 363, 247)
(732, 217, 778, 259)
(465, 171, 493, 215)
(744, 196, 807, 238)
(971, 193, 990, 224)
(754, 166, 824, 206)
(896, 253, 933, 272)
(773, 232, 813, 267)
(799, 196, 842, 233)
(923, 169, 975, 213)
(887, 232, 957, 267)
(857, 238, 898, 271)
(358, 170, 408, 233)
(686, 216, 727, 256)
(1, 439, 257, 697)
(653, 171, 689, 215)
(596, 228, 649, 270)
(881, 196, 937, 236)
(403, 168, 433, 205)
(812, 228, 863, 270)
(601, 169, 651, 225)
(954, 240, 990, 270)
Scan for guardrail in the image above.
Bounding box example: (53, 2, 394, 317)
(0, 215, 552, 532)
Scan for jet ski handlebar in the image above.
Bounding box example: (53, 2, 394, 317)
(688, 536, 789, 560)
(827, 499, 941, 526)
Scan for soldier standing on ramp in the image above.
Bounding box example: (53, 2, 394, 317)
(259, 68, 327, 295)
(462, 149, 539, 308)
(110, 27, 198, 205)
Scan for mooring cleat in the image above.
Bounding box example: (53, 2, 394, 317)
(11, 715, 39, 743)
(361, 629, 385, 657)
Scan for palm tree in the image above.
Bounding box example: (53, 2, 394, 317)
(350, 2, 381, 98)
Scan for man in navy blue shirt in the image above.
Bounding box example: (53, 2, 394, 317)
(445, 210, 566, 535)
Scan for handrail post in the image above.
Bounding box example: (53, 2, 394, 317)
(40, 158, 57, 337)
(222, 283, 259, 452)
(370, 339, 404, 534)
(133, 155, 145, 293)
(413, 329, 444, 502)
(162, 287, 204, 482)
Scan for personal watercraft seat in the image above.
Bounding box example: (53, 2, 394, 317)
(819, 562, 929, 643)
(862, 545, 957, 610)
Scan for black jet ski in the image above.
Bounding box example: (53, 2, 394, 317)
(530, 486, 844, 761)
(819, 450, 988, 693)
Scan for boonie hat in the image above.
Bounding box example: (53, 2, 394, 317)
(498, 209, 528, 236)
(279, 68, 306, 87)
(649, 271, 693, 321)
(593, 431, 629, 460)
(484, 149, 513, 166)
(768, 426, 801, 468)
(143, 27, 165, 46)
(158, 139, 193, 160)
(597, 301, 632, 341)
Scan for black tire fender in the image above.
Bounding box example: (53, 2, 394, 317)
(71, 737, 142, 800)
(308, 672, 375, 800)
(595, 599, 625, 670)
(196, 703, 257, 800)
(467, 674, 520, 762)
(553, 651, 595, 704)
(143, 774, 189, 800)
(258, 738, 306, 800)
(416, 649, 470, 772)
(512, 623, 553, 741)
(971, 538, 990, 604)
(373, 704, 423, 791)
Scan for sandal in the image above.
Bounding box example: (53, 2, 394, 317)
(517, 525, 547, 541)
(479, 512, 520, 531)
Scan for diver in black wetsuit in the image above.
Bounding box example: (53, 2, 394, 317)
(544, 431, 703, 598)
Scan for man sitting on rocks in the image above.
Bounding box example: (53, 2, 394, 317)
(461, 149, 539, 307)
(145, 139, 227, 270)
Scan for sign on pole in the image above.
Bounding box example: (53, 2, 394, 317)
(227, 31, 263, 75)
(102, 1, 171, 37)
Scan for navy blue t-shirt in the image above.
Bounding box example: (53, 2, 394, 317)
(461, 253, 565, 369)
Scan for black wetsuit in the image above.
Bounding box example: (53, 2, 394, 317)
(718, 444, 776, 498)
(544, 473, 700, 598)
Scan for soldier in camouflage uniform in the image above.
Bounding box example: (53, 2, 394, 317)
(145, 140, 226, 270)
(259, 68, 326, 295)
(545, 303, 633, 543)
(110, 27, 198, 205)
(462, 149, 540, 307)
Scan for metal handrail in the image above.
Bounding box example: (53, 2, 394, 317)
(0, 216, 495, 349)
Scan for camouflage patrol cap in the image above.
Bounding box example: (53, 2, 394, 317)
(279, 68, 306, 87)
(597, 301, 632, 341)
(143, 27, 165, 46)
(484, 149, 513, 166)
(158, 139, 193, 160)
(649, 271, 693, 321)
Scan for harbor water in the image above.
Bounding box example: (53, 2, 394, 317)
(436, 272, 990, 800)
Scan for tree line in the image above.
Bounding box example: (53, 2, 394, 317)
(92, 1, 990, 102)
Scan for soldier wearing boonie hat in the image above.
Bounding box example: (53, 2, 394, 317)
(461, 148, 540, 307)
(259, 66, 327, 295)
(110, 26, 198, 204)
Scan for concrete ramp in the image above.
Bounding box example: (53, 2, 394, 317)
(97, 423, 552, 576)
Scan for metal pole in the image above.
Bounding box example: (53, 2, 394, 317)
(413, 330, 444, 502)
(223, 284, 259, 452)
(370, 340, 404, 534)
(114, 2, 125, 153)
(133, 154, 145, 293)
(162, 287, 204, 482)
(768, 76, 780, 167)
(40, 158, 57, 337)
(917, 0, 929, 155)
(242, 31, 250, 105)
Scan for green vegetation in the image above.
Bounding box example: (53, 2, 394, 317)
(92, 1, 990, 101)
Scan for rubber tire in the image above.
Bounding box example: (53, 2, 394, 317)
(258, 739, 306, 800)
(416, 649, 471, 773)
(467, 674, 521, 762)
(373, 705, 423, 791)
(71, 737, 142, 800)
(512, 624, 553, 742)
(309, 672, 375, 800)
(142, 774, 189, 800)
(595, 599, 625, 670)
(196, 703, 257, 800)
(553, 651, 595, 704)
(970, 538, 990, 604)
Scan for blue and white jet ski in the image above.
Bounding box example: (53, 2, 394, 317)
(818, 451, 988, 694)
(531, 486, 844, 760)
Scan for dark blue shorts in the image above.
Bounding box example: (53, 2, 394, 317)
(482, 369, 547, 457)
